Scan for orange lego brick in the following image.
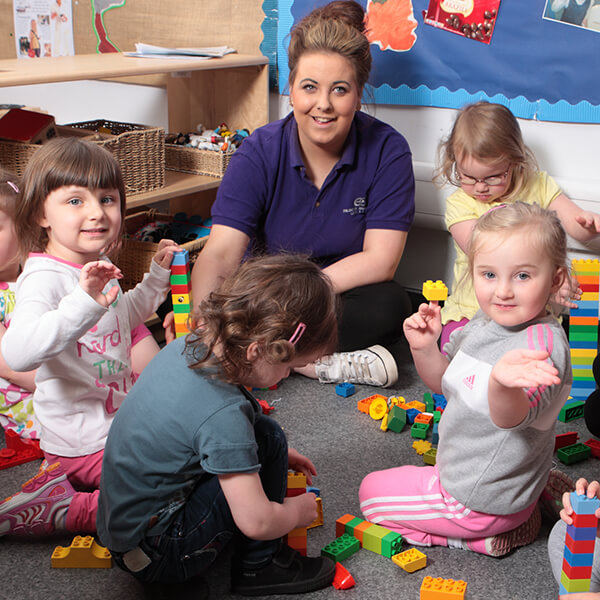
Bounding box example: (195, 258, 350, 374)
(420, 576, 467, 599)
(51, 536, 112, 568)
(336, 514, 357, 538)
(353, 520, 373, 545)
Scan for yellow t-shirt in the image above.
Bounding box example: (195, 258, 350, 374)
(441, 171, 561, 324)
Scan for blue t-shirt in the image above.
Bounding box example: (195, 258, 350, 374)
(96, 336, 263, 552)
(212, 111, 415, 267)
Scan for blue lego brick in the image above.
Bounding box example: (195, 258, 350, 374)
(569, 310, 599, 319)
(570, 492, 600, 515)
(432, 422, 439, 445)
(563, 546, 595, 567)
(566, 524, 597, 542)
(433, 393, 447, 410)
(335, 382, 356, 398)
(406, 408, 420, 424)
(571, 300, 599, 310)
(307, 486, 321, 497)
(171, 250, 189, 266)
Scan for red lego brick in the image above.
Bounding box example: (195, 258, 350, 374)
(0, 430, 43, 471)
(555, 431, 579, 452)
(584, 438, 600, 458)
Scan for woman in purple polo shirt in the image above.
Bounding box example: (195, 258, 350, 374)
(192, 0, 415, 388)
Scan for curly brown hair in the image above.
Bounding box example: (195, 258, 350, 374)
(187, 254, 339, 385)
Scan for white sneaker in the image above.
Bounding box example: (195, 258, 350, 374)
(314, 345, 398, 388)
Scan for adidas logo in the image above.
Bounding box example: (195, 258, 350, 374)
(463, 375, 475, 390)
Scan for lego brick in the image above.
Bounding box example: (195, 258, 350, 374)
(420, 576, 467, 599)
(570, 492, 600, 515)
(406, 408, 421, 424)
(361, 523, 390, 554)
(335, 382, 356, 397)
(332, 562, 355, 589)
(423, 392, 435, 412)
(555, 431, 579, 451)
(357, 394, 386, 414)
(387, 405, 407, 433)
(321, 533, 360, 562)
(424, 447, 438, 465)
(336, 514, 357, 538)
(564, 545, 596, 565)
(583, 438, 600, 458)
(560, 570, 592, 593)
(381, 531, 403, 558)
(415, 413, 433, 425)
(170, 263, 190, 275)
(51, 536, 112, 568)
(406, 400, 427, 412)
(0, 430, 44, 471)
(307, 497, 323, 529)
(433, 393, 447, 410)
(287, 471, 307, 490)
(422, 280, 448, 301)
(343, 517, 364, 537)
(562, 559, 593, 580)
(557, 402, 586, 423)
(413, 440, 432, 455)
(565, 531, 596, 554)
(557, 443, 592, 465)
(171, 249, 189, 265)
(411, 422, 429, 439)
(380, 412, 389, 432)
(0, 108, 57, 143)
(392, 548, 427, 572)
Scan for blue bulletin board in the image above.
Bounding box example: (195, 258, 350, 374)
(265, 0, 600, 123)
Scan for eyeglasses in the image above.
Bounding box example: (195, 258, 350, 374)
(455, 167, 509, 187)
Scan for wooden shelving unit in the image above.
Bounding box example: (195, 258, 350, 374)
(0, 52, 269, 209)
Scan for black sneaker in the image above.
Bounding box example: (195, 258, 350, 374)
(231, 544, 335, 596)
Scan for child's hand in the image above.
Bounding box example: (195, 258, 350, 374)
(152, 239, 180, 269)
(162, 311, 176, 345)
(285, 491, 318, 529)
(553, 274, 582, 310)
(575, 211, 600, 235)
(560, 478, 600, 526)
(80, 261, 122, 307)
(288, 447, 317, 486)
(403, 302, 442, 350)
(491, 349, 560, 389)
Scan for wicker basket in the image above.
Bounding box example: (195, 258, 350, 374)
(117, 210, 207, 291)
(68, 120, 165, 195)
(0, 120, 165, 196)
(165, 143, 235, 178)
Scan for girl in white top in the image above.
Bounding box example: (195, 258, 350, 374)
(0, 138, 177, 537)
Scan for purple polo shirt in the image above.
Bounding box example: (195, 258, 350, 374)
(212, 111, 415, 267)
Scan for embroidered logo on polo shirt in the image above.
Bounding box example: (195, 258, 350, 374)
(463, 374, 475, 390)
(342, 196, 367, 216)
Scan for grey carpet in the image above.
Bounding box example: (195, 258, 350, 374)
(0, 339, 598, 600)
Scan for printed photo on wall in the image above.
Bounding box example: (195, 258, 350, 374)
(423, 0, 501, 44)
(543, 0, 600, 32)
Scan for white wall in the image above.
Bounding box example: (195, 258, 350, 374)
(4, 81, 600, 292)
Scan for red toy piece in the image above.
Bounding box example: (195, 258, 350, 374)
(555, 431, 579, 452)
(0, 430, 43, 471)
(584, 438, 600, 458)
(332, 562, 355, 589)
(258, 399, 275, 415)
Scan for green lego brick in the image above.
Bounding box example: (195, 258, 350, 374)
(558, 401, 585, 423)
(342, 517, 364, 537)
(170, 273, 191, 286)
(381, 531, 403, 558)
(362, 524, 389, 554)
(569, 332, 599, 342)
(560, 571, 592, 593)
(423, 392, 434, 413)
(387, 405, 406, 433)
(433, 410, 441, 423)
(424, 448, 437, 465)
(557, 443, 592, 465)
(411, 422, 429, 439)
(321, 533, 360, 562)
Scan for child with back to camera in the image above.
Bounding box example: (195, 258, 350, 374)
(436, 101, 600, 351)
(548, 478, 600, 598)
(359, 203, 573, 557)
(97, 254, 339, 596)
(0, 170, 39, 439)
(0, 138, 176, 537)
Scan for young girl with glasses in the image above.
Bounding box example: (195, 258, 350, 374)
(435, 101, 600, 350)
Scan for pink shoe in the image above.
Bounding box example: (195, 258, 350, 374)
(0, 462, 74, 536)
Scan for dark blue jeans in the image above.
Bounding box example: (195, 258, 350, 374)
(112, 415, 288, 584)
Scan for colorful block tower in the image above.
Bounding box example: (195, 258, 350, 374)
(284, 471, 308, 556)
(170, 250, 193, 338)
(559, 492, 600, 594)
(569, 259, 599, 403)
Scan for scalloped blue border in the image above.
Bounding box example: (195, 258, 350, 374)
(272, 0, 600, 124)
(260, 0, 279, 89)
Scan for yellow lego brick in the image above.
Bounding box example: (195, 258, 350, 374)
(571, 348, 598, 358)
(579, 292, 599, 301)
(422, 280, 448, 301)
(369, 396, 389, 420)
(380, 411, 389, 431)
(51, 536, 112, 568)
(308, 497, 323, 529)
(287, 471, 307, 489)
(392, 548, 427, 573)
(173, 312, 189, 324)
(389, 396, 406, 406)
(572, 259, 600, 273)
(420, 576, 467, 599)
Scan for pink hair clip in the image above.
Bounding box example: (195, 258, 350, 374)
(288, 322, 306, 346)
(6, 181, 18, 194)
(484, 203, 507, 215)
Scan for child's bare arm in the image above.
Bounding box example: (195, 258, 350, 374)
(550, 193, 600, 243)
(219, 471, 318, 540)
(403, 302, 449, 393)
(489, 349, 560, 428)
(449, 219, 476, 253)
